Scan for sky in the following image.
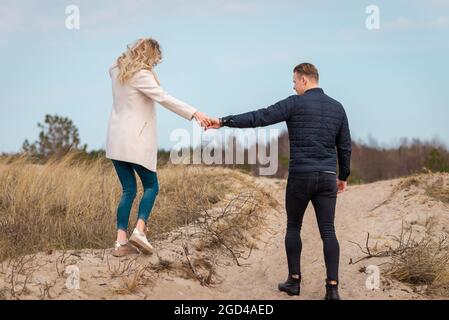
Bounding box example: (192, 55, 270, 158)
(0, 0, 448, 153)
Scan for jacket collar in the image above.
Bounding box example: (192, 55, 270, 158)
(304, 87, 324, 94)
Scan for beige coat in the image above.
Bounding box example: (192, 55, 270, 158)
(105, 64, 197, 172)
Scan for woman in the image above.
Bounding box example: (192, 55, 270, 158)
(105, 38, 210, 257)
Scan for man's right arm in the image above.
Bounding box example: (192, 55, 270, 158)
(219, 95, 296, 128)
(336, 109, 352, 181)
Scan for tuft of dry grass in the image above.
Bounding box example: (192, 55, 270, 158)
(6, 254, 41, 299)
(113, 261, 154, 295)
(351, 223, 449, 296)
(385, 230, 449, 295)
(392, 175, 421, 193)
(425, 176, 449, 204)
(0, 152, 231, 262)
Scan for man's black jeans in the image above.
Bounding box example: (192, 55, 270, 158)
(285, 171, 340, 282)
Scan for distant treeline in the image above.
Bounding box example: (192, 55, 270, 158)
(4, 113, 448, 184)
(350, 137, 449, 183)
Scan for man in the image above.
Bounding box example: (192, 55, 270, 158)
(207, 63, 351, 300)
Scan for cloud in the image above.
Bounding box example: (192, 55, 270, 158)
(429, 16, 449, 28)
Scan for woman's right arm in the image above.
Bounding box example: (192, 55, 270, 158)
(132, 70, 198, 121)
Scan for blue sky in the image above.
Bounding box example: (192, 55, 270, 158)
(0, 0, 448, 153)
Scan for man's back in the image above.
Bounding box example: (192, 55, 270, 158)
(287, 88, 351, 181)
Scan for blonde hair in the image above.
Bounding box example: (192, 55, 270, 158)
(116, 38, 162, 85)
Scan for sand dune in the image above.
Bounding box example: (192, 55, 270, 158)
(1, 172, 448, 300)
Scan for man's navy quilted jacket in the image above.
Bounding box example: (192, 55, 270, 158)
(221, 88, 352, 181)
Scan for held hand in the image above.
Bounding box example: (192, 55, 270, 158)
(193, 111, 212, 128)
(205, 118, 221, 130)
(337, 179, 347, 194)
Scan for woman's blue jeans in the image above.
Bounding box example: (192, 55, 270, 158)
(111, 159, 159, 232)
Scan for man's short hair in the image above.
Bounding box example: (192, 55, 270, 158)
(293, 63, 319, 82)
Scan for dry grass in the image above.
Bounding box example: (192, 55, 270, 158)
(0, 152, 281, 296)
(107, 257, 154, 295)
(385, 229, 449, 295)
(147, 163, 230, 239)
(371, 173, 449, 212)
(392, 175, 421, 194)
(351, 223, 449, 296)
(5, 254, 42, 300)
(192, 192, 269, 264)
(0, 152, 231, 262)
(395, 173, 449, 205)
(172, 187, 279, 286)
(370, 175, 422, 211)
(425, 176, 449, 205)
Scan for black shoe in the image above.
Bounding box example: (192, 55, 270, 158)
(278, 274, 301, 296)
(324, 279, 340, 300)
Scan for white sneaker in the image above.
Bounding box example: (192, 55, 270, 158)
(112, 241, 139, 257)
(129, 228, 154, 255)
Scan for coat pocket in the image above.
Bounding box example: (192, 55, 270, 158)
(138, 121, 148, 137)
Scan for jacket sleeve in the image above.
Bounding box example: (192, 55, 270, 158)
(220, 95, 295, 128)
(336, 108, 352, 181)
(132, 70, 197, 120)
